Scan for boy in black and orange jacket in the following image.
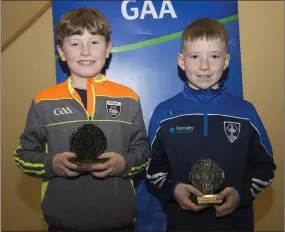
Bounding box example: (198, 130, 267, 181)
(14, 7, 150, 231)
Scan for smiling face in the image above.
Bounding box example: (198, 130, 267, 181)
(178, 37, 230, 90)
(57, 29, 112, 80)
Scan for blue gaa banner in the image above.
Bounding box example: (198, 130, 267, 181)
(52, 0, 242, 129)
(52, 1, 242, 230)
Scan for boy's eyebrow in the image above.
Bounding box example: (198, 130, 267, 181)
(208, 51, 223, 53)
(68, 35, 100, 40)
(65, 36, 81, 40)
(187, 51, 223, 54)
(187, 50, 223, 52)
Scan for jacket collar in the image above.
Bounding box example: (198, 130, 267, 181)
(182, 81, 227, 103)
(65, 74, 108, 119)
(66, 74, 108, 88)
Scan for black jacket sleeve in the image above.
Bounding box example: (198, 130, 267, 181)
(234, 104, 276, 207)
(145, 106, 176, 201)
(14, 100, 56, 179)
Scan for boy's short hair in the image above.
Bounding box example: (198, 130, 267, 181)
(56, 7, 110, 47)
(182, 18, 228, 50)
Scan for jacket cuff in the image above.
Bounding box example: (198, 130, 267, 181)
(165, 180, 177, 201)
(119, 154, 133, 178)
(234, 183, 253, 208)
(44, 154, 57, 179)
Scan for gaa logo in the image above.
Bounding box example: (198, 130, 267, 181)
(121, 0, 177, 20)
(54, 107, 73, 116)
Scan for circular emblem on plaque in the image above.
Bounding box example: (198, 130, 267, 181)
(189, 158, 225, 194)
(70, 124, 107, 161)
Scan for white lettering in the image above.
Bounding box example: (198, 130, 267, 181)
(140, 1, 158, 19)
(159, 1, 177, 19)
(54, 108, 61, 116)
(176, 125, 194, 131)
(121, 0, 177, 20)
(121, 0, 139, 20)
(54, 107, 73, 115)
(63, 107, 73, 114)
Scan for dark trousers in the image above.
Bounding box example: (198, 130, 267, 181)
(165, 202, 254, 232)
(47, 224, 135, 232)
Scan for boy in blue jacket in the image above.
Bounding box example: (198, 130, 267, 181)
(145, 18, 276, 231)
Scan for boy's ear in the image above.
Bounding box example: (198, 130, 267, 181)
(57, 45, 66, 61)
(178, 53, 185, 71)
(105, 42, 112, 58)
(223, 53, 230, 70)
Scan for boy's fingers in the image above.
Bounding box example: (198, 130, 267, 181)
(217, 187, 231, 200)
(183, 197, 208, 211)
(92, 168, 112, 178)
(66, 170, 80, 177)
(64, 152, 77, 158)
(97, 152, 115, 159)
(63, 159, 78, 170)
(214, 201, 231, 214)
(182, 198, 197, 210)
(187, 185, 203, 197)
(60, 166, 78, 177)
(92, 160, 112, 171)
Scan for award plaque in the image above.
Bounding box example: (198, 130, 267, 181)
(70, 124, 107, 172)
(189, 158, 225, 204)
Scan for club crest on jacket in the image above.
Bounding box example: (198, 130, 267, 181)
(224, 121, 241, 143)
(106, 100, 121, 119)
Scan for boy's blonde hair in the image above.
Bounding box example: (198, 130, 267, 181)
(56, 7, 110, 47)
(182, 18, 228, 50)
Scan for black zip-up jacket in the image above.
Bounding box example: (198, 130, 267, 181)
(14, 76, 150, 231)
(145, 82, 276, 231)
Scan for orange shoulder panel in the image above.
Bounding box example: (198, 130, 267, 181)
(34, 81, 71, 103)
(96, 81, 139, 101)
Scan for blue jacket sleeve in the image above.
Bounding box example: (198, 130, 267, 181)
(234, 104, 276, 207)
(145, 106, 176, 201)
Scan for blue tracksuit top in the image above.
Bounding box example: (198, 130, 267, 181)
(138, 82, 276, 231)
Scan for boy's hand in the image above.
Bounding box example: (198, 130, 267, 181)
(91, 152, 126, 178)
(214, 187, 240, 217)
(52, 152, 79, 177)
(174, 183, 210, 212)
